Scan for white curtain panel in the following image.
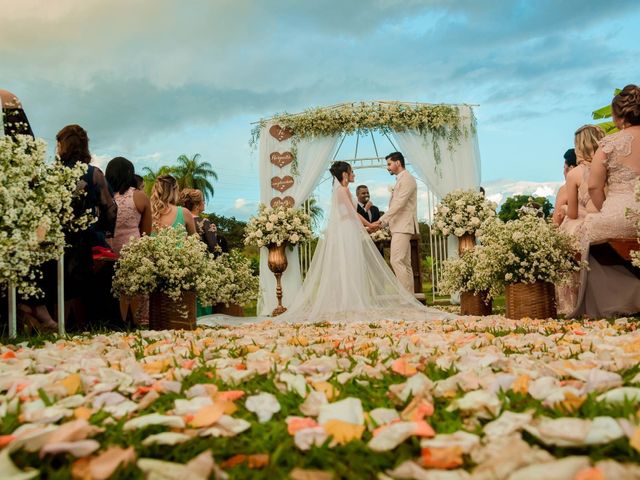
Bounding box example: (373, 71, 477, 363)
(257, 122, 339, 316)
(391, 105, 481, 198)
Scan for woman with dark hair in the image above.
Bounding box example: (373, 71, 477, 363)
(105, 157, 151, 254)
(55, 124, 117, 327)
(179, 188, 218, 253)
(272, 160, 447, 324)
(569, 85, 640, 317)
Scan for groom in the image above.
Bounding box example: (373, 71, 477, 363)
(372, 152, 419, 294)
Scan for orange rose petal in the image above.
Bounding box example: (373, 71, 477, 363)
(413, 420, 436, 438)
(391, 358, 418, 377)
(322, 419, 365, 446)
(74, 407, 94, 421)
(511, 374, 530, 395)
(217, 390, 245, 401)
(71, 456, 91, 480)
(287, 417, 318, 435)
(630, 427, 640, 453)
(0, 435, 15, 448)
(575, 467, 605, 480)
(247, 454, 269, 469)
(189, 402, 225, 428)
(312, 381, 340, 401)
(1, 351, 16, 360)
(60, 373, 82, 396)
(221, 454, 246, 469)
(421, 446, 463, 469)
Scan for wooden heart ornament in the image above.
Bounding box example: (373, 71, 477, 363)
(271, 175, 294, 193)
(270, 151, 293, 168)
(269, 124, 294, 142)
(270, 196, 295, 208)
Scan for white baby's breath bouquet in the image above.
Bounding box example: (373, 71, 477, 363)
(370, 227, 391, 242)
(0, 134, 94, 298)
(475, 213, 581, 287)
(439, 248, 498, 299)
(244, 204, 312, 248)
(433, 189, 497, 236)
(198, 250, 258, 307)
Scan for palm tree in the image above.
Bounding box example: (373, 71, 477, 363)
(172, 153, 218, 200)
(141, 165, 174, 197)
(592, 88, 622, 135)
(305, 197, 324, 230)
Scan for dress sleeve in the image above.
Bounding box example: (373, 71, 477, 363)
(92, 167, 118, 238)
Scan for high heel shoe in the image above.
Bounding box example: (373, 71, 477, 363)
(17, 305, 58, 334)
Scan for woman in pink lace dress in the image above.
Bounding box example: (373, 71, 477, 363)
(556, 126, 604, 314)
(569, 85, 640, 318)
(106, 157, 152, 325)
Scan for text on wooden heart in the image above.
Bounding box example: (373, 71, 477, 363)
(271, 175, 294, 193)
(270, 196, 295, 208)
(269, 124, 294, 142)
(270, 151, 294, 168)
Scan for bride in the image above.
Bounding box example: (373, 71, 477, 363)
(274, 161, 448, 323)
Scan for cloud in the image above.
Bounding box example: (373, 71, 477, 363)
(234, 198, 247, 209)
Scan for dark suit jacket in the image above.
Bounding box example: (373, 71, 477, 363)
(357, 203, 381, 223)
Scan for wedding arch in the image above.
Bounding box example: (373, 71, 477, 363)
(252, 101, 481, 315)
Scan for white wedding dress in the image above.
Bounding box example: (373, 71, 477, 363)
(273, 180, 447, 323)
(198, 180, 448, 326)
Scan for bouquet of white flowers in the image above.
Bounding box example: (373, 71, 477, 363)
(438, 248, 497, 299)
(244, 204, 312, 248)
(475, 213, 581, 287)
(113, 227, 258, 307)
(0, 134, 94, 298)
(198, 250, 259, 307)
(433, 189, 497, 237)
(370, 227, 391, 242)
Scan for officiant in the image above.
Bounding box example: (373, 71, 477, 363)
(356, 185, 381, 223)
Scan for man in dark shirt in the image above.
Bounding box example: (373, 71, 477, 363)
(356, 185, 381, 223)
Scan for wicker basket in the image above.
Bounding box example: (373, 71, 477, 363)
(460, 291, 492, 316)
(212, 303, 245, 317)
(149, 291, 196, 330)
(505, 281, 557, 320)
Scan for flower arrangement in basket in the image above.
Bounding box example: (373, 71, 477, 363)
(438, 248, 495, 315)
(475, 212, 582, 319)
(433, 189, 497, 237)
(0, 135, 94, 298)
(244, 204, 313, 248)
(113, 227, 258, 328)
(370, 226, 391, 243)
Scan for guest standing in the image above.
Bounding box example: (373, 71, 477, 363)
(570, 85, 640, 318)
(179, 188, 219, 254)
(150, 175, 196, 235)
(552, 149, 577, 226)
(105, 157, 152, 254)
(356, 185, 381, 223)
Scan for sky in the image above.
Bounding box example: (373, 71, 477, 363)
(1, 0, 639, 221)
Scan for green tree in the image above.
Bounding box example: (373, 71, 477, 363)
(592, 88, 622, 135)
(498, 195, 553, 222)
(141, 165, 174, 197)
(173, 153, 218, 200)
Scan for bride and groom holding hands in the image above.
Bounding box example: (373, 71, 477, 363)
(277, 151, 443, 323)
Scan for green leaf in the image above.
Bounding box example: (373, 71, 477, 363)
(592, 104, 612, 120)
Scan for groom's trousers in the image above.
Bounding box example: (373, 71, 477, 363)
(390, 232, 414, 294)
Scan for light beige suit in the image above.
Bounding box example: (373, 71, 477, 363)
(379, 170, 419, 293)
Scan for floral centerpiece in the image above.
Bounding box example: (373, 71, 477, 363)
(433, 189, 497, 237)
(0, 134, 94, 298)
(439, 249, 495, 315)
(244, 204, 312, 248)
(200, 250, 259, 308)
(475, 213, 582, 319)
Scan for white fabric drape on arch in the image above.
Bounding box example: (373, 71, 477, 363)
(391, 106, 481, 198)
(257, 123, 339, 316)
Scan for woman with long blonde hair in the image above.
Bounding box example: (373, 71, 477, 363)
(150, 175, 196, 235)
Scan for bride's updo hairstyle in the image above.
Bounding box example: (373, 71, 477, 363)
(612, 84, 640, 127)
(329, 161, 351, 182)
(574, 124, 605, 164)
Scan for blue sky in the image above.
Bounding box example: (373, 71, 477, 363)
(2, 0, 639, 220)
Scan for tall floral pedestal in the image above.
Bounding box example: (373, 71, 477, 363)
(149, 291, 196, 330)
(457, 233, 476, 255)
(505, 281, 556, 320)
(460, 291, 492, 316)
(267, 243, 288, 316)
